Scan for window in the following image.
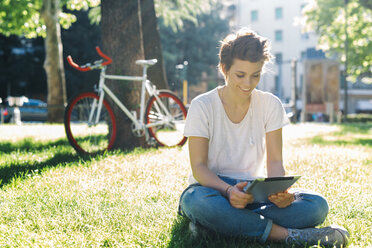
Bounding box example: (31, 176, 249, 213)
(275, 7, 283, 20)
(274, 76, 280, 95)
(300, 74, 304, 93)
(301, 32, 309, 40)
(275, 30, 283, 42)
(301, 51, 307, 60)
(275, 53, 283, 64)
(251, 10, 258, 22)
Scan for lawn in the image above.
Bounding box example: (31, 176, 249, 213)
(0, 123, 370, 247)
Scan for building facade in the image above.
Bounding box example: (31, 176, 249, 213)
(235, 0, 323, 102)
(235, 0, 372, 114)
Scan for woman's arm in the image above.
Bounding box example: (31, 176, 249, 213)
(189, 136, 253, 208)
(266, 128, 285, 177)
(189, 136, 230, 193)
(266, 128, 294, 208)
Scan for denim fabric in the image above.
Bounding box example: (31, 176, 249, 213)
(179, 176, 329, 243)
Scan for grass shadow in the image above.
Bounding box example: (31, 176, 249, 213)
(0, 136, 109, 188)
(310, 136, 372, 147)
(167, 216, 287, 248)
(0, 136, 160, 188)
(0, 151, 99, 188)
(0, 138, 72, 154)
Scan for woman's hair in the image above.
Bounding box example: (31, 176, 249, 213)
(218, 28, 273, 75)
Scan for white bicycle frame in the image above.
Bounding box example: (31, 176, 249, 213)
(89, 64, 173, 142)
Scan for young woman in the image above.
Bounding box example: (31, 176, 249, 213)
(179, 29, 349, 247)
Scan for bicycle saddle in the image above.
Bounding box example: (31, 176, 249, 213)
(135, 59, 158, 66)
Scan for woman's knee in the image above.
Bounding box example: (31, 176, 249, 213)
(296, 191, 329, 226)
(180, 186, 222, 221)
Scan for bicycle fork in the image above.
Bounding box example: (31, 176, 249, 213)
(87, 91, 105, 127)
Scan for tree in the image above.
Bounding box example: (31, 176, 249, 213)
(101, 0, 146, 149)
(41, 0, 67, 121)
(141, 0, 168, 90)
(303, 0, 372, 81)
(0, 0, 99, 122)
(359, 0, 372, 10)
(100, 0, 216, 149)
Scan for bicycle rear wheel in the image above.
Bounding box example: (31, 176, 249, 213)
(64, 92, 117, 155)
(145, 90, 187, 147)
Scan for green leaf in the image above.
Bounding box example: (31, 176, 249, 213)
(304, 0, 372, 80)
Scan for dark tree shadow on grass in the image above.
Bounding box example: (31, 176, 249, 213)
(0, 137, 103, 188)
(0, 152, 83, 187)
(0, 137, 157, 188)
(167, 216, 287, 248)
(0, 138, 72, 154)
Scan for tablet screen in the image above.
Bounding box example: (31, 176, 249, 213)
(244, 176, 300, 203)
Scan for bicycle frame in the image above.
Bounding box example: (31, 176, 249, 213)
(66, 47, 179, 144)
(91, 65, 173, 141)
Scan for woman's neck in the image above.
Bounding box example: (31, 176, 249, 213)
(220, 85, 252, 110)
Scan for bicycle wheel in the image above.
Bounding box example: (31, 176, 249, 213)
(145, 90, 187, 147)
(64, 92, 117, 155)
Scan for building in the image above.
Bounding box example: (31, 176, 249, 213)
(235, 0, 372, 114)
(235, 0, 323, 102)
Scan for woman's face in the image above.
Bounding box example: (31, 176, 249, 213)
(224, 58, 264, 97)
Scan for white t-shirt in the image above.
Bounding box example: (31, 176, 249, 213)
(184, 87, 290, 184)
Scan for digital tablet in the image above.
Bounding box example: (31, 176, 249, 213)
(243, 176, 301, 203)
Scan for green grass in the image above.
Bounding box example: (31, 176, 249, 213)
(0, 123, 371, 247)
(310, 123, 372, 147)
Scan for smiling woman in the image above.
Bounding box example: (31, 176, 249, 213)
(178, 28, 350, 247)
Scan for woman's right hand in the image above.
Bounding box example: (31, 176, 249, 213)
(227, 182, 254, 209)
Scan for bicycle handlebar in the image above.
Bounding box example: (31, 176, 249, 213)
(95, 47, 112, 66)
(67, 46, 113, 71)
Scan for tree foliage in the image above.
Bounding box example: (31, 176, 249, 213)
(303, 0, 372, 81)
(0, 0, 99, 38)
(155, 0, 215, 31)
(87, 0, 216, 30)
(0, 9, 100, 101)
(159, 3, 230, 90)
(0, 0, 221, 123)
(0, 0, 100, 122)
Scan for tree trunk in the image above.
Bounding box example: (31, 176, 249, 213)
(101, 0, 146, 149)
(140, 0, 168, 89)
(41, 0, 67, 123)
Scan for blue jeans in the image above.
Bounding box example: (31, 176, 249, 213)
(179, 176, 329, 243)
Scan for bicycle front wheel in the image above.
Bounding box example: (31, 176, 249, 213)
(64, 92, 117, 155)
(145, 90, 187, 147)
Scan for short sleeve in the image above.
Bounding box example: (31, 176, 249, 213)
(183, 99, 209, 139)
(264, 94, 290, 133)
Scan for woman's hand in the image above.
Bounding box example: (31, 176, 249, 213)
(227, 182, 254, 209)
(268, 189, 294, 208)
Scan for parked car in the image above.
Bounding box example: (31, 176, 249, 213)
(1, 98, 48, 123)
(19, 99, 48, 122)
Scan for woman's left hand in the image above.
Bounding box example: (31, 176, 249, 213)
(268, 189, 294, 208)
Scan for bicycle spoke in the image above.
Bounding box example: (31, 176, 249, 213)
(145, 91, 187, 147)
(65, 93, 116, 155)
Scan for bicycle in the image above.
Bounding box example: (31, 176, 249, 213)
(64, 46, 187, 155)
